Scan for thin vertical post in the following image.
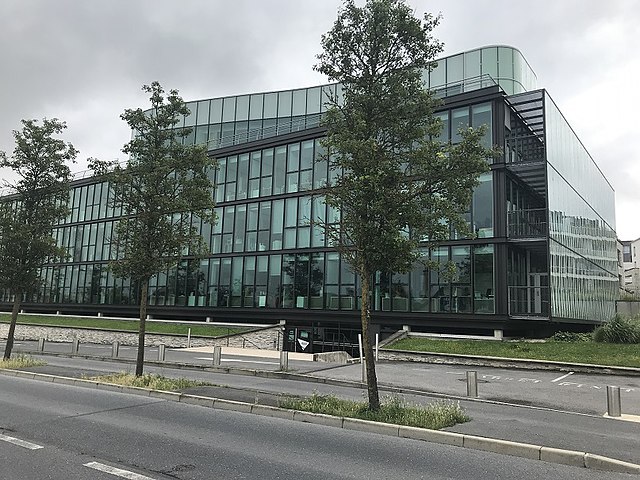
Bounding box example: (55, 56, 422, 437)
(71, 339, 79, 354)
(375, 333, 379, 361)
(38, 338, 45, 352)
(157, 344, 166, 362)
(279, 350, 289, 371)
(466, 371, 478, 397)
(187, 328, 192, 348)
(111, 341, 120, 358)
(607, 386, 622, 417)
(212, 345, 222, 366)
(358, 334, 365, 383)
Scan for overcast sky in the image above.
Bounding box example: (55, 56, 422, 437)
(0, 0, 638, 239)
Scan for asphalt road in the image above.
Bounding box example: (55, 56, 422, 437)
(9, 354, 640, 465)
(8, 338, 640, 415)
(0, 374, 633, 480)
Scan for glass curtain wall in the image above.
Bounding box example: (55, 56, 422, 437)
(544, 93, 618, 321)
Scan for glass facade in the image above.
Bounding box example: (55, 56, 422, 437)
(0, 45, 618, 336)
(545, 93, 618, 322)
(425, 45, 536, 95)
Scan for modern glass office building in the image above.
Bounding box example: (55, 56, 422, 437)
(0, 46, 618, 352)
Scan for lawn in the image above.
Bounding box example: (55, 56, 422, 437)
(388, 337, 640, 368)
(0, 313, 248, 338)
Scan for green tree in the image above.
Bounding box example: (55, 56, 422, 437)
(0, 119, 76, 360)
(90, 82, 217, 376)
(315, 0, 494, 409)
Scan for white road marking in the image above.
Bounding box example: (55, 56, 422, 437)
(195, 357, 278, 365)
(0, 433, 43, 450)
(84, 461, 156, 479)
(551, 372, 574, 383)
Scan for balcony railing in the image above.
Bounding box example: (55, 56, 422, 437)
(507, 208, 547, 239)
(508, 285, 550, 318)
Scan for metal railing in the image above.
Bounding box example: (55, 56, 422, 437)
(507, 208, 547, 239)
(508, 285, 550, 317)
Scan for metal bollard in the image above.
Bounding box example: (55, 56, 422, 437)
(71, 339, 79, 354)
(607, 386, 621, 417)
(187, 328, 192, 348)
(279, 350, 289, 371)
(38, 338, 45, 352)
(466, 371, 478, 397)
(158, 344, 166, 362)
(111, 341, 120, 358)
(212, 345, 222, 366)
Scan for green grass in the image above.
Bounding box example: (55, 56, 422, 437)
(0, 354, 46, 369)
(280, 394, 469, 430)
(87, 372, 210, 391)
(0, 313, 248, 338)
(388, 337, 640, 368)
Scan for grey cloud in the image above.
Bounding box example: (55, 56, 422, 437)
(0, 0, 638, 238)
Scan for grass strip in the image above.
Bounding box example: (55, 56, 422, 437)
(0, 354, 46, 369)
(88, 372, 211, 391)
(279, 394, 469, 430)
(388, 337, 640, 368)
(0, 313, 247, 338)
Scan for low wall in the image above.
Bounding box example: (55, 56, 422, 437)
(617, 301, 640, 317)
(0, 324, 282, 350)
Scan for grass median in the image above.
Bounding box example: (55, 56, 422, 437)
(87, 372, 211, 390)
(0, 313, 248, 338)
(388, 337, 640, 368)
(0, 354, 46, 369)
(280, 394, 469, 430)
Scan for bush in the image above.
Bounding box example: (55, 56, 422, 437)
(550, 331, 592, 342)
(593, 315, 640, 344)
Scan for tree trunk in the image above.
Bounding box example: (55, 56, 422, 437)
(135, 279, 149, 376)
(360, 272, 380, 410)
(3, 292, 22, 360)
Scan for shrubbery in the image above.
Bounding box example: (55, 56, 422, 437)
(550, 331, 592, 343)
(592, 315, 640, 344)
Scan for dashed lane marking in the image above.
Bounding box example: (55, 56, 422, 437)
(84, 461, 156, 479)
(0, 433, 43, 450)
(551, 372, 574, 383)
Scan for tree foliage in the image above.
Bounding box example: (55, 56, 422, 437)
(0, 118, 76, 359)
(90, 82, 217, 375)
(316, 0, 495, 409)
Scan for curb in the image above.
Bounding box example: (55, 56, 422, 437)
(2, 368, 639, 475)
